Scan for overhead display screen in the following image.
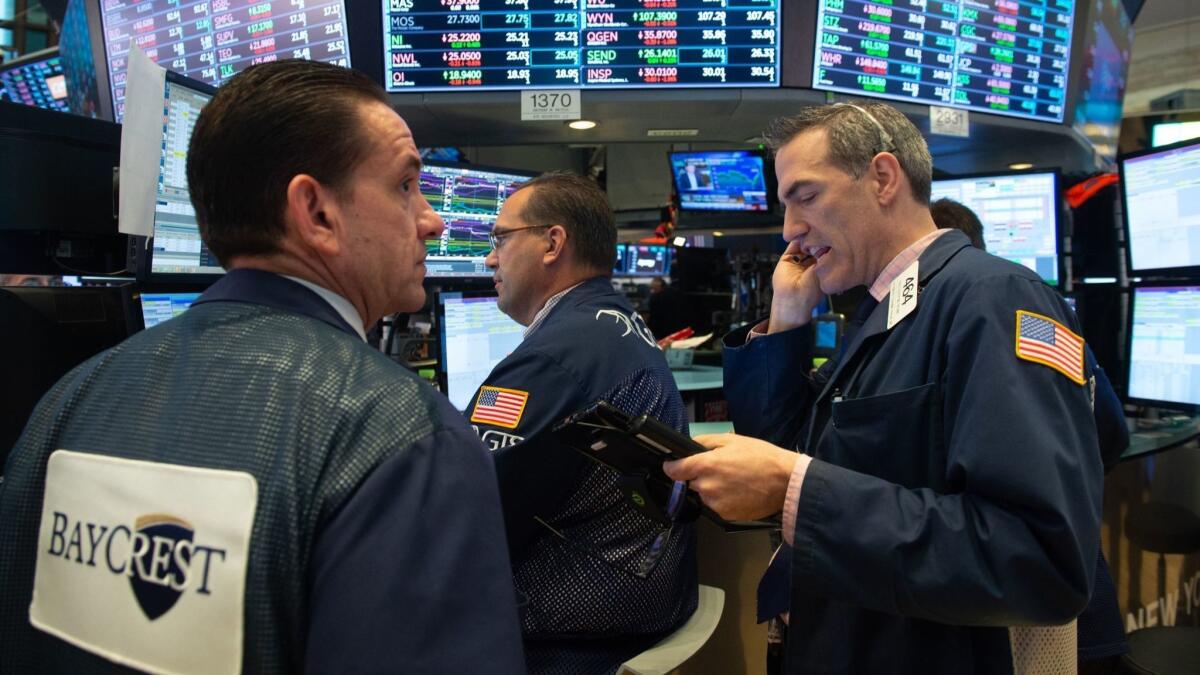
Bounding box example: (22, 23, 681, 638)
(813, 0, 1076, 122)
(382, 1, 781, 92)
(98, 0, 351, 120)
(420, 163, 534, 278)
(670, 150, 770, 212)
(0, 53, 70, 113)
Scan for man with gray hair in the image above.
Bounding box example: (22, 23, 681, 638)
(665, 102, 1102, 673)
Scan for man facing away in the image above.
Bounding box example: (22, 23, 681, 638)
(470, 172, 698, 674)
(665, 103, 1103, 673)
(0, 60, 524, 674)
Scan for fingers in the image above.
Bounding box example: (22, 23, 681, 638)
(663, 456, 700, 482)
(692, 432, 737, 450)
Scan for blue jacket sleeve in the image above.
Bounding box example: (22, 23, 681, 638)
(722, 322, 821, 446)
(1087, 348, 1128, 472)
(791, 276, 1103, 626)
(304, 424, 525, 674)
(469, 348, 594, 561)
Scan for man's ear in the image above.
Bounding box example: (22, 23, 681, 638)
(869, 152, 904, 207)
(284, 174, 342, 257)
(543, 224, 567, 266)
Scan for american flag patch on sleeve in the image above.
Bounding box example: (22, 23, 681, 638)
(1015, 310, 1085, 385)
(470, 386, 530, 429)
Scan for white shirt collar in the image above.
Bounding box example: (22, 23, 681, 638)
(523, 281, 585, 338)
(281, 275, 367, 341)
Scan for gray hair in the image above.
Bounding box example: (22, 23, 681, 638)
(762, 102, 933, 205)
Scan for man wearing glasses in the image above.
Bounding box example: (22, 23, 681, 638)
(469, 171, 698, 674)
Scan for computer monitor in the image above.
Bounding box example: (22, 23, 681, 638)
(670, 150, 770, 212)
(96, 0, 352, 120)
(0, 285, 139, 470)
(1126, 284, 1200, 412)
(139, 72, 219, 281)
(140, 291, 202, 329)
(0, 48, 70, 113)
(1120, 138, 1200, 276)
(626, 245, 670, 277)
(1152, 121, 1200, 148)
(931, 170, 1062, 285)
(420, 162, 535, 278)
(437, 291, 524, 412)
(613, 243, 628, 275)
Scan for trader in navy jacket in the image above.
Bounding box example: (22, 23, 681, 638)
(665, 103, 1103, 673)
(469, 172, 698, 674)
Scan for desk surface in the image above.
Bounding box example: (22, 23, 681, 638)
(672, 365, 724, 392)
(1123, 417, 1200, 462)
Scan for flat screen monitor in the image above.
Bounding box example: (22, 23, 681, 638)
(614, 243, 628, 275)
(382, 1, 780, 92)
(1152, 121, 1200, 148)
(812, 0, 1077, 123)
(1119, 138, 1200, 276)
(1126, 284, 1200, 412)
(146, 73, 221, 280)
(420, 162, 535, 278)
(931, 171, 1061, 285)
(671, 150, 770, 212)
(437, 291, 524, 412)
(140, 291, 202, 329)
(0, 48, 70, 113)
(97, 1, 351, 120)
(626, 244, 670, 277)
(1068, 0, 1134, 164)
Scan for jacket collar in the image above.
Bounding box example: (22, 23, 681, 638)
(192, 268, 362, 339)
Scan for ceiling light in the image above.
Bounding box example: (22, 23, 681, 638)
(1008, 162, 1034, 170)
(673, 236, 687, 246)
(712, 231, 724, 237)
(568, 120, 597, 130)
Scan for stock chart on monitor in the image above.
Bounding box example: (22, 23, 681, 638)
(931, 171, 1059, 284)
(671, 150, 769, 212)
(1122, 140, 1200, 274)
(813, 0, 1076, 122)
(1128, 286, 1200, 409)
(421, 164, 532, 277)
(150, 80, 222, 277)
(98, 0, 351, 120)
(382, 0, 780, 92)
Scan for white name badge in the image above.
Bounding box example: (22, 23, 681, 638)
(886, 259, 920, 330)
(30, 450, 257, 675)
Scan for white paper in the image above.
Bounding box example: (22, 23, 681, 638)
(886, 259, 919, 330)
(118, 47, 167, 237)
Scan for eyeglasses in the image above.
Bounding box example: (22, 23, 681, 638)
(488, 224, 550, 250)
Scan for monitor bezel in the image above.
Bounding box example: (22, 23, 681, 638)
(930, 167, 1064, 287)
(668, 148, 775, 214)
(420, 161, 538, 280)
(1118, 136, 1200, 278)
(1123, 280, 1200, 413)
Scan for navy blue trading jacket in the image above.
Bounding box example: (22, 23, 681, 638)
(725, 230, 1104, 674)
(468, 276, 698, 675)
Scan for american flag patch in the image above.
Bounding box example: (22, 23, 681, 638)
(470, 386, 529, 429)
(1015, 310, 1085, 385)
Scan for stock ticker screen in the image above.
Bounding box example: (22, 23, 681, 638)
(420, 164, 533, 277)
(382, 1, 781, 92)
(813, 0, 1075, 122)
(0, 54, 70, 112)
(99, 1, 351, 120)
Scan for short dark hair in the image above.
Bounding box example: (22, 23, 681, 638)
(512, 172, 616, 274)
(762, 102, 933, 205)
(187, 60, 389, 265)
(930, 198, 986, 250)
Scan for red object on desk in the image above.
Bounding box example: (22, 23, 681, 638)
(658, 327, 694, 349)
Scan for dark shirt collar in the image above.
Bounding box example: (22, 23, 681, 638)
(193, 268, 362, 339)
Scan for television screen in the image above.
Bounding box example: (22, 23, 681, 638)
(438, 291, 524, 412)
(140, 292, 202, 329)
(670, 150, 769, 212)
(1127, 285, 1200, 411)
(932, 171, 1061, 284)
(812, 0, 1077, 123)
(1120, 139, 1200, 275)
(381, 1, 780, 92)
(626, 244, 670, 276)
(420, 163, 535, 278)
(0, 48, 70, 113)
(148, 75, 220, 279)
(98, 1, 351, 120)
